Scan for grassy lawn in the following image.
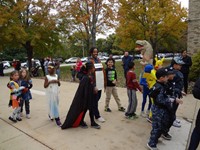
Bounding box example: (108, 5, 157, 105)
(57, 59, 171, 87)
(5, 59, 171, 88)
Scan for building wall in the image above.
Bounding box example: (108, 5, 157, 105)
(187, 0, 200, 54)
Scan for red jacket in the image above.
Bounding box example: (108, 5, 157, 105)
(126, 70, 142, 91)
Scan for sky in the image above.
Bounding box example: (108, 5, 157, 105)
(178, 0, 189, 8)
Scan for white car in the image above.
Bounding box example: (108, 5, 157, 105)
(21, 59, 41, 68)
(65, 57, 78, 63)
(81, 57, 88, 62)
(2, 61, 11, 69)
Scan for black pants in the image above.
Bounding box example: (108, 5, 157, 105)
(81, 107, 95, 125)
(183, 73, 189, 94)
(188, 109, 200, 150)
(93, 90, 102, 119)
(20, 100, 30, 114)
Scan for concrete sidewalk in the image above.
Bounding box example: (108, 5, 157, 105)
(0, 77, 199, 150)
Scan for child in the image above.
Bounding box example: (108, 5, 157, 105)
(125, 62, 142, 119)
(19, 68, 33, 119)
(104, 58, 125, 112)
(44, 63, 62, 126)
(147, 68, 183, 150)
(7, 70, 25, 122)
(61, 62, 101, 129)
(70, 65, 76, 82)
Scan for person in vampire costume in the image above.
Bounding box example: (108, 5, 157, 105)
(61, 62, 101, 129)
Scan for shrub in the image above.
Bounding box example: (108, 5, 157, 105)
(189, 51, 200, 81)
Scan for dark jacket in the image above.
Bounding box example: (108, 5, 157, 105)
(180, 55, 192, 74)
(193, 77, 200, 100)
(122, 55, 133, 71)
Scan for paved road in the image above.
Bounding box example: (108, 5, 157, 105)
(0, 77, 199, 150)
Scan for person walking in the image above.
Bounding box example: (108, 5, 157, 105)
(88, 47, 106, 123)
(180, 50, 192, 94)
(44, 63, 62, 127)
(122, 51, 133, 79)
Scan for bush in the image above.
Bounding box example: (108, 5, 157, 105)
(189, 51, 200, 81)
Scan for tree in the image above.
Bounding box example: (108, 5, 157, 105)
(0, 0, 62, 69)
(116, 0, 187, 54)
(58, 0, 117, 50)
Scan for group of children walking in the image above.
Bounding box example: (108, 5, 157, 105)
(7, 54, 186, 149)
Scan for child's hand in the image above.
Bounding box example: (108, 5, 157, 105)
(94, 87, 98, 94)
(112, 79, 117, 85)
(176, 98, 183, 104)
(181, 91, 186, 96)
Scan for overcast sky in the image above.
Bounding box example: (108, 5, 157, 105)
(178, 0, 188, 8)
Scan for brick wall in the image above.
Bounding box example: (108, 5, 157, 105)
(187, 0, 200, 54)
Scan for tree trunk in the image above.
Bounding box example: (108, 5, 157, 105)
(24, 41, 33, 71)
(91, 0, 97, 47)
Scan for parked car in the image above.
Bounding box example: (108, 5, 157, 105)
(2, 61, 11, 69)
(65, 57, 78, 63)
(98, 56, 106, 60)
(81, 57, 88, 62)
(54, 57, 64, 63)
(112, 55, 121, 60)
(134, 54, 143, 59)
(21, 59, 41, 68)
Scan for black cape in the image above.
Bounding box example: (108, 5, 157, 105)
(61, 75, 94, 129)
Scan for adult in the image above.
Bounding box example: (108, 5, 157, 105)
(44, 57, 50, 75)
(0, 61, 4, 76)
(180, 50, 192, 94)
(88, 47, 106, 123)
(15, 60, 21, 71)
(40, 58, 45, 76)
(122, 51, 133, 79)
(55, 59, 61, 79)
(188, 77, 200, 150)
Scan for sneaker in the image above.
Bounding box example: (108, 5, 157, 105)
(55, 118, 62, 127)
(147, 117, 152, 123)
(147, 143, 158, 150)
(26, 114, 31, 119)
(173, 120, 181, 128)
(48, 114, 54, 121)
(97, 117, 105, 123)
(80, 121, 88, 129)
(16, 117, 22, 121)
(91, 122, 101, 129)
(140, 111, 147, 117)
(118, 107, 126, 112)
(162, 133, 172, 140)
(104, 108, 112, 112)
(146, 110, 150, 115)
(175, 119, 181, 123)
(9, 116, 17, 123)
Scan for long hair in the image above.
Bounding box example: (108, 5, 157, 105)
(19, 68, 31, 81)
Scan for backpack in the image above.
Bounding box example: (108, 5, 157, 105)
(192, 77, 200, 100)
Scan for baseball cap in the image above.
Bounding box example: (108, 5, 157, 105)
(171, 57, 185, 65)
(164, 66, 174, 75)
(156, 68, 168, 79)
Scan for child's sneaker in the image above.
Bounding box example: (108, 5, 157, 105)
(104, 108, 112, 112)
(26, 114, 31, 119)
(140, 111, 146, 117)
(162, 133, 172, 140)
(9, 116, 17, 123)
(97, 117, 105, 123)
(55, 118, 62, 127)
(147, 143, 158, 150)
(173, 120, 181, 128)
(48, 114, 54, 121)
(80, 121, 88, 129)
(91, 122, 101, 129)
(16, 117, 22, 121)
(118, 107, 126, 112)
